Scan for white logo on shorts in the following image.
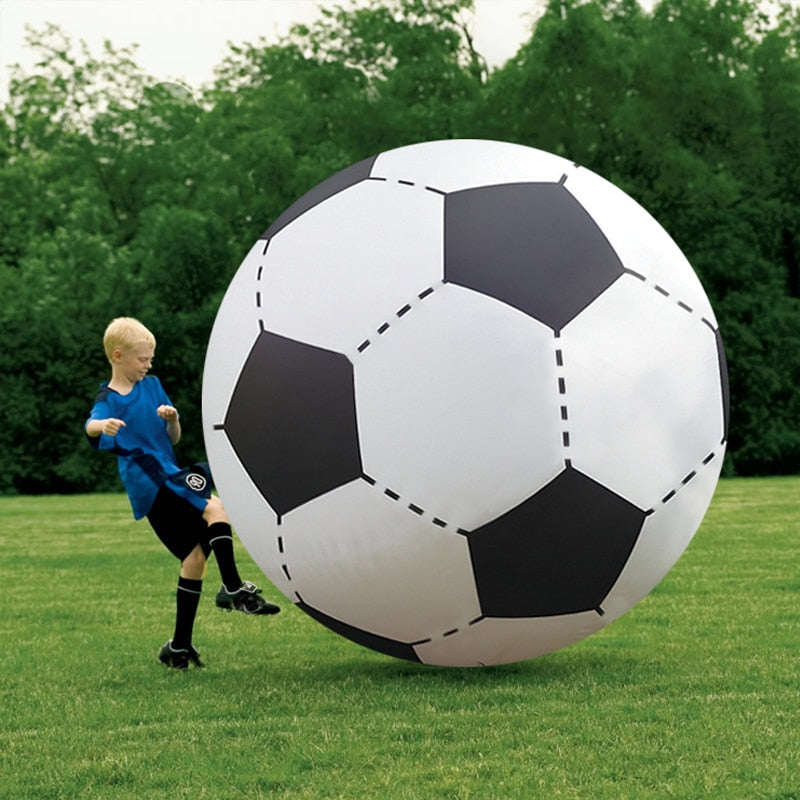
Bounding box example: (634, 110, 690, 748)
(185, 472, 207, 492)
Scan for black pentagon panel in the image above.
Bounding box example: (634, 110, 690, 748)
(467, 467, 646, 618)
(444, 183, 625, 331)
(223, 330, 363, 517)
(296, 597, 422, 663)
(260, 155, 378, 240)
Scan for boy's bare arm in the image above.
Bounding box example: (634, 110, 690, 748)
(86, 418, 126, 437)
(157, 405, 181, 445)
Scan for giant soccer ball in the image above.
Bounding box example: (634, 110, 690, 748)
(202, 139, 729, 667)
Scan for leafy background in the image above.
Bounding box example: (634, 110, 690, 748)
(1, 0, 798, 495)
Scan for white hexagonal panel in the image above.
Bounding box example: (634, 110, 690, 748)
(354, 283, 564, 530)
(563, 273, 725, 509)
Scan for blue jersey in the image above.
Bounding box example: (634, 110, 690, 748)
(86, 376, 207, 519)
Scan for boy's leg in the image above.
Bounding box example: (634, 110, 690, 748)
(207, 522, 242, 593)
(173, 545, 206, 649)
(147, 489, 208, 668)
(203, 496, 241, 590)
(202, 497, 280, 616)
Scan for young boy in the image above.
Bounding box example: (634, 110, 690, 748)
(85, 317, 279, 670)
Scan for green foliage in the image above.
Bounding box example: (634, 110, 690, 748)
(1, 0, 799, 493)
(0, 479, 798, 797)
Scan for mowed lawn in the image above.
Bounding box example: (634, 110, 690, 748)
(0, 478, 798, 800)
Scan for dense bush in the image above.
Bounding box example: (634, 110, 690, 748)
(2, 0, 798, 493)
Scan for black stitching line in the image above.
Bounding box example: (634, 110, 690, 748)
(256, 262, 265, 311)
(368, 175, 446, 197)
(622, 268, 717, 326)
(659, 449, 720, 506)
(360, 474, 459, 532)
(555, 333, 571, 465)
(421, 614, 491, 647)
(353, 283, 441, 357)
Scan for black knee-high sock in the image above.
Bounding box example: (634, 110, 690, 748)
(208, 522, 242, 593)
(173, 577, 202, 650)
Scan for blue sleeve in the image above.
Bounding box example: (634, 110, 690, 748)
(147, 377, 175, 429)
(85, 392, 116, 452)
(151, 376, 173, 408)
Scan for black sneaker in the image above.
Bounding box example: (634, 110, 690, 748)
(158, 640, 203, 670)
(215, 580, 280, 615)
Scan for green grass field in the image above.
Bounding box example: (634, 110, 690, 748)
(1, 478, 798, 800)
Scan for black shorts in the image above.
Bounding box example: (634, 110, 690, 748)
(146, 486, 211, 562)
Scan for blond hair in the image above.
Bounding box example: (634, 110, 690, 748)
(103, 317, 156, 362)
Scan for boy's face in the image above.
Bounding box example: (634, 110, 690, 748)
(113, 341, 154, 384)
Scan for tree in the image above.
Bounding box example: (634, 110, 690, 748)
(2, 0, 800, 492)
(0, 27, 223, 491)
(482, 0, 800, 475)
